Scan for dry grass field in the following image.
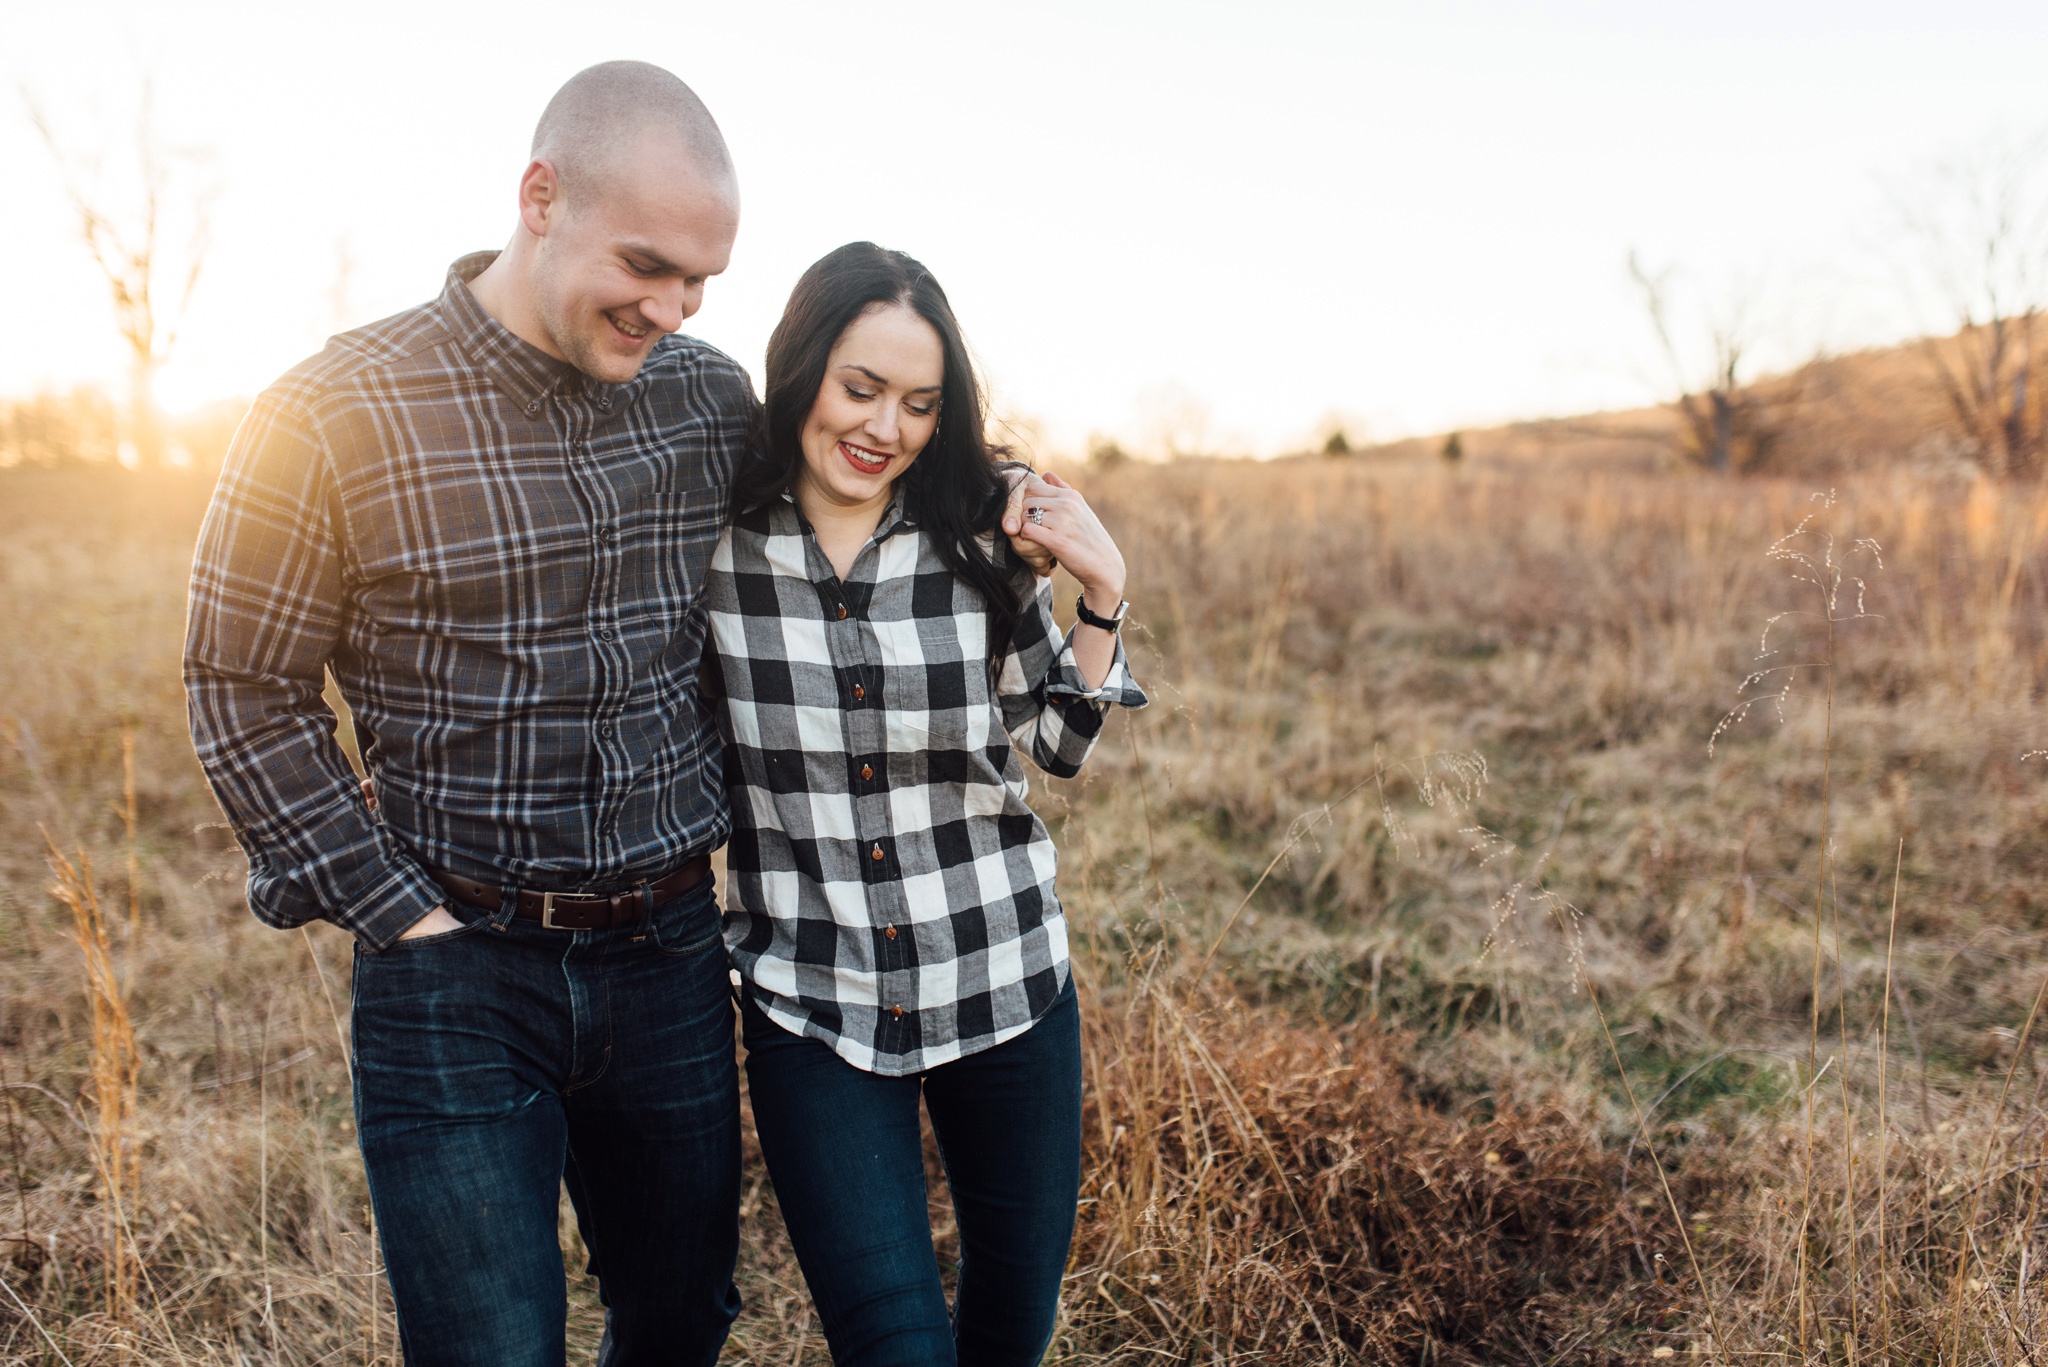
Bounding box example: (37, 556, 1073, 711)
(4, 453, 2048, 1364)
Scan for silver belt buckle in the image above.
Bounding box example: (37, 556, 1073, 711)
(540, 890, 567, 930)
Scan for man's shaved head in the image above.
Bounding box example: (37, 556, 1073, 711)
(467, 60, 740, 383)
(532, 60, 736, 207)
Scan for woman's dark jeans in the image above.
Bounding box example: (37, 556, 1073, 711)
(741, 978, 1083, 1367)
(350, 880, 741, 1367)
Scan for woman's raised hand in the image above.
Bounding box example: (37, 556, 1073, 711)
(999, 469, 1058, 578)
(1010, 472, 1126, 615)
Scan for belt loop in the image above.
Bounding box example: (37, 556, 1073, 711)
(488, 884, 519, 933)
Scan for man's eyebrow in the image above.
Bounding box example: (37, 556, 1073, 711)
(618, 242, 685, 274)
(842, 363, 942, 395)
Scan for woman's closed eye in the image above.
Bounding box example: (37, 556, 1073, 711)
(843, 384, 876, 402)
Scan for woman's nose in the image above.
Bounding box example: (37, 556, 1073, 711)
(866, 407, 901, 445)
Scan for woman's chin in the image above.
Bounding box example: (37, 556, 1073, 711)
(844, 475, 895, 505)
(808, 471, 893, 510)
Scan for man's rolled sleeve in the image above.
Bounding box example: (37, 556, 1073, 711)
(184, 392, 442, 950)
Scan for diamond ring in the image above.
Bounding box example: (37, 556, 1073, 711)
(1026, 507, 1046, 526)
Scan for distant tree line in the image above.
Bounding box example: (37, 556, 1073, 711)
(0, 388, 244, 470)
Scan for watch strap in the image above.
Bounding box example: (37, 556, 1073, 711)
(1074, 595, 1128, 633)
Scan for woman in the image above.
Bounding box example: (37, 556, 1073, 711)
(705, 241, 1145, 1365)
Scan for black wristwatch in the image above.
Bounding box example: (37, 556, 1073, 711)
(1074, 595, 1129, 633)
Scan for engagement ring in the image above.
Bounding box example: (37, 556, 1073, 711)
(1027, 507, 1046, 526)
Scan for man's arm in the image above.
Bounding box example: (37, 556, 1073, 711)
(184, 395, 448, 950)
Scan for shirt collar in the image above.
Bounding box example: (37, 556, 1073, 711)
(875, 485, 916, 538)
(780, 484, 918, 542)
(440, 252, 637, 417)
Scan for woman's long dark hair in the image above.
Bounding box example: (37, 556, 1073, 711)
(732, 242, 1019, 658)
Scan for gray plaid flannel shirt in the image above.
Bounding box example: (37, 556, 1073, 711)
(708, 491, 1147, 1074)
(185, 253, 751, 950)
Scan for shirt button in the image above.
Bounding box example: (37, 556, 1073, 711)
(599, 723, 614, 738)
(835, 604, 848, 621)
(575, 441, 591, 456)
(852, 685, 865, 701)
(860, 764, 874, 781)
(890, 1005, 904, 1019)
(599, 627, 615, 641)
(598, 526, 617, 542)
(870, 844, 884, 862)
(525, 400, 539, 416)
(884, 926, 897, 941)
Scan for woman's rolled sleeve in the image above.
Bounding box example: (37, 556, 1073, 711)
(995, 574, 1147, 778)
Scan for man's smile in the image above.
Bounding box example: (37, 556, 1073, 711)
(606, 310, 652, 343)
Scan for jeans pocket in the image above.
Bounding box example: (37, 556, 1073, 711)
(650, 882, 723, 958)
(367, 911, 490, 955)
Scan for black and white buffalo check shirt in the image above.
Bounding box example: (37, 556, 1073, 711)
(708, 492, 1146, 1074)
(185, 253, 751, 950)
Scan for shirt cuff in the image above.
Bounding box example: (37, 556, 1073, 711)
(333, 858, 451, 952)
(1041, 623, 1149, 710)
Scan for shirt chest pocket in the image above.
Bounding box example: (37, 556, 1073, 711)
(877, 655, 994, 754)
(638, 488, 722, 536)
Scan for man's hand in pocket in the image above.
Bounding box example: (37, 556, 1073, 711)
(398, 906, 463, 940)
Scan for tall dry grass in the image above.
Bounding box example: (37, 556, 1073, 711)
(42, 842, 140, 1339)
(1044, 457, 2048, 1361)
(2, 457, 2046, 1363)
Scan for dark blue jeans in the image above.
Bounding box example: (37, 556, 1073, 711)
(350, 880, 741, 1367)
(741, 978, 1082, 1367)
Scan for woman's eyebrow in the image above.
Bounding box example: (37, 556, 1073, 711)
(842, 363, 942, 395)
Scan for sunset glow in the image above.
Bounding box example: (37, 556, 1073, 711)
(6, 0, 2048, 454)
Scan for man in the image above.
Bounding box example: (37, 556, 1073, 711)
(186, 62, 749, 1366)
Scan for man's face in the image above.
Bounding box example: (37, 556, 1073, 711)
(528, 133, 739, 383)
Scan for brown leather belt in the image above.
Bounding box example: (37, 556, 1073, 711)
(426, 855, 712, 931)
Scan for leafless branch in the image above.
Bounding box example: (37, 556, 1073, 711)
(21, 77, 217, 468)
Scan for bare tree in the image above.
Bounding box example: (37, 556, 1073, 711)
(1629, 252, 1797, 475)
(1891, 136, 2048, 482)
(25, 81, 215, 469)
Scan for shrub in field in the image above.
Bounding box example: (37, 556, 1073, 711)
(1064, 982, 1658, 1361)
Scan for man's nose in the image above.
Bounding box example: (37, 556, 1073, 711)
(640, 283, 686, 335)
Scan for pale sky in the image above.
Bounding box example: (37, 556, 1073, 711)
(5, 0, 2048, 456)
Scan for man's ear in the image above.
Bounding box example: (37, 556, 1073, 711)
(517, 159, 564, 239)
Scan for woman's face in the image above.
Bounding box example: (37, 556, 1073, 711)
(796, 302, 945, 515)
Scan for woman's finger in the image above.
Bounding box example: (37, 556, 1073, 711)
(1021, 486, 1094, 523)
(1001, 478, 1029, 536)
(1018, 514, 1111, 576)
(1023, 501, 1097, 540)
